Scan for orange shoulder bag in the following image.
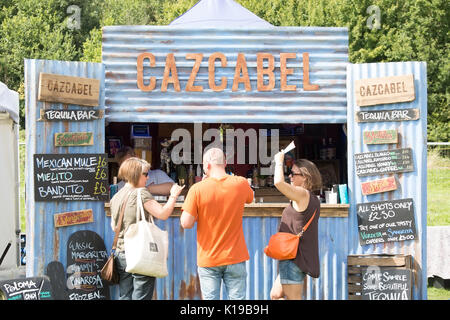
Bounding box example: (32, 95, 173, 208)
(264, 209, 317, 260)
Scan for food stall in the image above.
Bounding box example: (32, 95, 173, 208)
(22, 0, 427, 300)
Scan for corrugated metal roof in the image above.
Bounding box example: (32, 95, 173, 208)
(103, 26, 348, 123)
(346, 61, 428, 299)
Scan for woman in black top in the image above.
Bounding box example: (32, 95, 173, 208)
(271, 152, 322, 300)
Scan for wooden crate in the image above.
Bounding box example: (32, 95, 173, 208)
(347, 254, 413, 300)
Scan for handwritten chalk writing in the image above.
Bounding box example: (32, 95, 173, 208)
(41, 109, 102, 122)
(355, 148, 414, 177)
(0, 277, 53, 300)
(357, 199, 417, 245)
(35, 155, 99, 169)
(362, 268, 411, 300)
(356, 108, 420, 123)
(69, 241, 94, 251)
(34, 154, 108, 201)
(69, 290, 102, 300)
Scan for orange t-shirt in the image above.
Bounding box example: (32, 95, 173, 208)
(181, 175, 254, 267)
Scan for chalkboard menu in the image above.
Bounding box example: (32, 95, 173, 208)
(0, 277, 53, 300)
(362, 267, 411, 300)
(355, 148, 414, 177)
(66, 230, 110, 300)
(357, 198, 417, 245)
(34, 153, 109, 201)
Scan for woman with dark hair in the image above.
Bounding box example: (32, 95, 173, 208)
(271, 152, 322, 300)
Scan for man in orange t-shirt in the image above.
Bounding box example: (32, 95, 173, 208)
(181, 148, 254, 300)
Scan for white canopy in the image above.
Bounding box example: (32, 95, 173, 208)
(0, 81, 19, 124)
(169, 0, 273, 28)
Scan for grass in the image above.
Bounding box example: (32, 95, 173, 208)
(427, 148, 450, 226)
(427, 286, 450, 300)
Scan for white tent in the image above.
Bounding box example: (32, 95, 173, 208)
(169, 0, 273, 28)
(0, 81, 20, 272)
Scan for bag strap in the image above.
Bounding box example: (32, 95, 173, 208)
(112, 191, 132, 251)
(136, 187, 155, 225)
(296, 209, 317, 237)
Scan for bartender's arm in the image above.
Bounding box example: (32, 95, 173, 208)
(146, 169, 175, 195)
(147, 182, 174, 196)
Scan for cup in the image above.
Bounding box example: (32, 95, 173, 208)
(325, 191, 338, 204)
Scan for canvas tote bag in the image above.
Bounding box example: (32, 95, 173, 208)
(124, 188, 169, 278)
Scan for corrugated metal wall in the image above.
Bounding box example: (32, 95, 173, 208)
(24, 59, 107, 279)
(154, 215, 348, 300)
(346, 62, 428, 299)
(102, 26, 348, 124)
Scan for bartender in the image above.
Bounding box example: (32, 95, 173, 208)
(115, 146, 175, 195)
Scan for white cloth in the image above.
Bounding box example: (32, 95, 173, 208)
(0, 81, 19, 124)
(427, 226, 450, 279)
(169, 0, 273, 28)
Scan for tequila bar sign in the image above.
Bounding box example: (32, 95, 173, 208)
(40, 109, 103, 122)
(38, 73, 100, 107)
(355, 74, 415, 107)
(356, 108, 420, 123)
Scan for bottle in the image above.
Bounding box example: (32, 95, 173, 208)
(188, 165, 194, 187)
(320, 138, 327, 160)
(109, 176, 119, 199)
(327, 138, 336, 159)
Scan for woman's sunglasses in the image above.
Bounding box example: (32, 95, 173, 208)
(142, 172, 149, 177)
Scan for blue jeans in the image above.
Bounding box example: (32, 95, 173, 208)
(279, 260, 306, 285)
(197, 262, 247, 300)
(114, 251, 156, 300)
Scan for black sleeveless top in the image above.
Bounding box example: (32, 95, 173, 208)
(278, 192, 320, 278)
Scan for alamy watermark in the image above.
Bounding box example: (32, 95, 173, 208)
(367, 5, 381, 30)
(169, 123, 280, 176)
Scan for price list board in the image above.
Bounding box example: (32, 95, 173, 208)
(355, 148, 414, 177)
(34, 153, 109, 201)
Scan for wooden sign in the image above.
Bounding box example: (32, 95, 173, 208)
(39, 109, 103, 122)
(34, 153, 109, 201)
(357, 198, 417, 245)
(361, 176, 397, 195)
(38, 73, 100, 107)
(355, 74, 415, 107)
(0, 277, 53, 300)
(356, 108, 420, 123)
(54, 209, 94, 228)
(55, 132, 94, 147)
(66, 230, 110, 300)
(363, 129, 398, 144)
(362, 268, 412, 300)
(355, 148, 414, 177)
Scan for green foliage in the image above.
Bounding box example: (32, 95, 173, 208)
(0, 0, 448, 139)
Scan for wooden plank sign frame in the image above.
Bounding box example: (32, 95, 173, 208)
(55, 132, 94, 147)
(363, 129, 398, 145)
(54, 209, 94, 228)
(355, 74, 415, 107)
(361, 176, 397, 196)
(38, 73, 100, 107)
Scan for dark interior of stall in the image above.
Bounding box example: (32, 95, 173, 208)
(105, 122, 347, 203)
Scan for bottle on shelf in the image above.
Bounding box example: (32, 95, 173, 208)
(320, 138, 327, 160)
(188, 164, 194, 188)
(327, 138, 336, 160)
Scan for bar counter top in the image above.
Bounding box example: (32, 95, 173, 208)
(105, 202, 349, 218)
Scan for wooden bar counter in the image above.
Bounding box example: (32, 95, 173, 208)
(105, 202, 348, 218)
